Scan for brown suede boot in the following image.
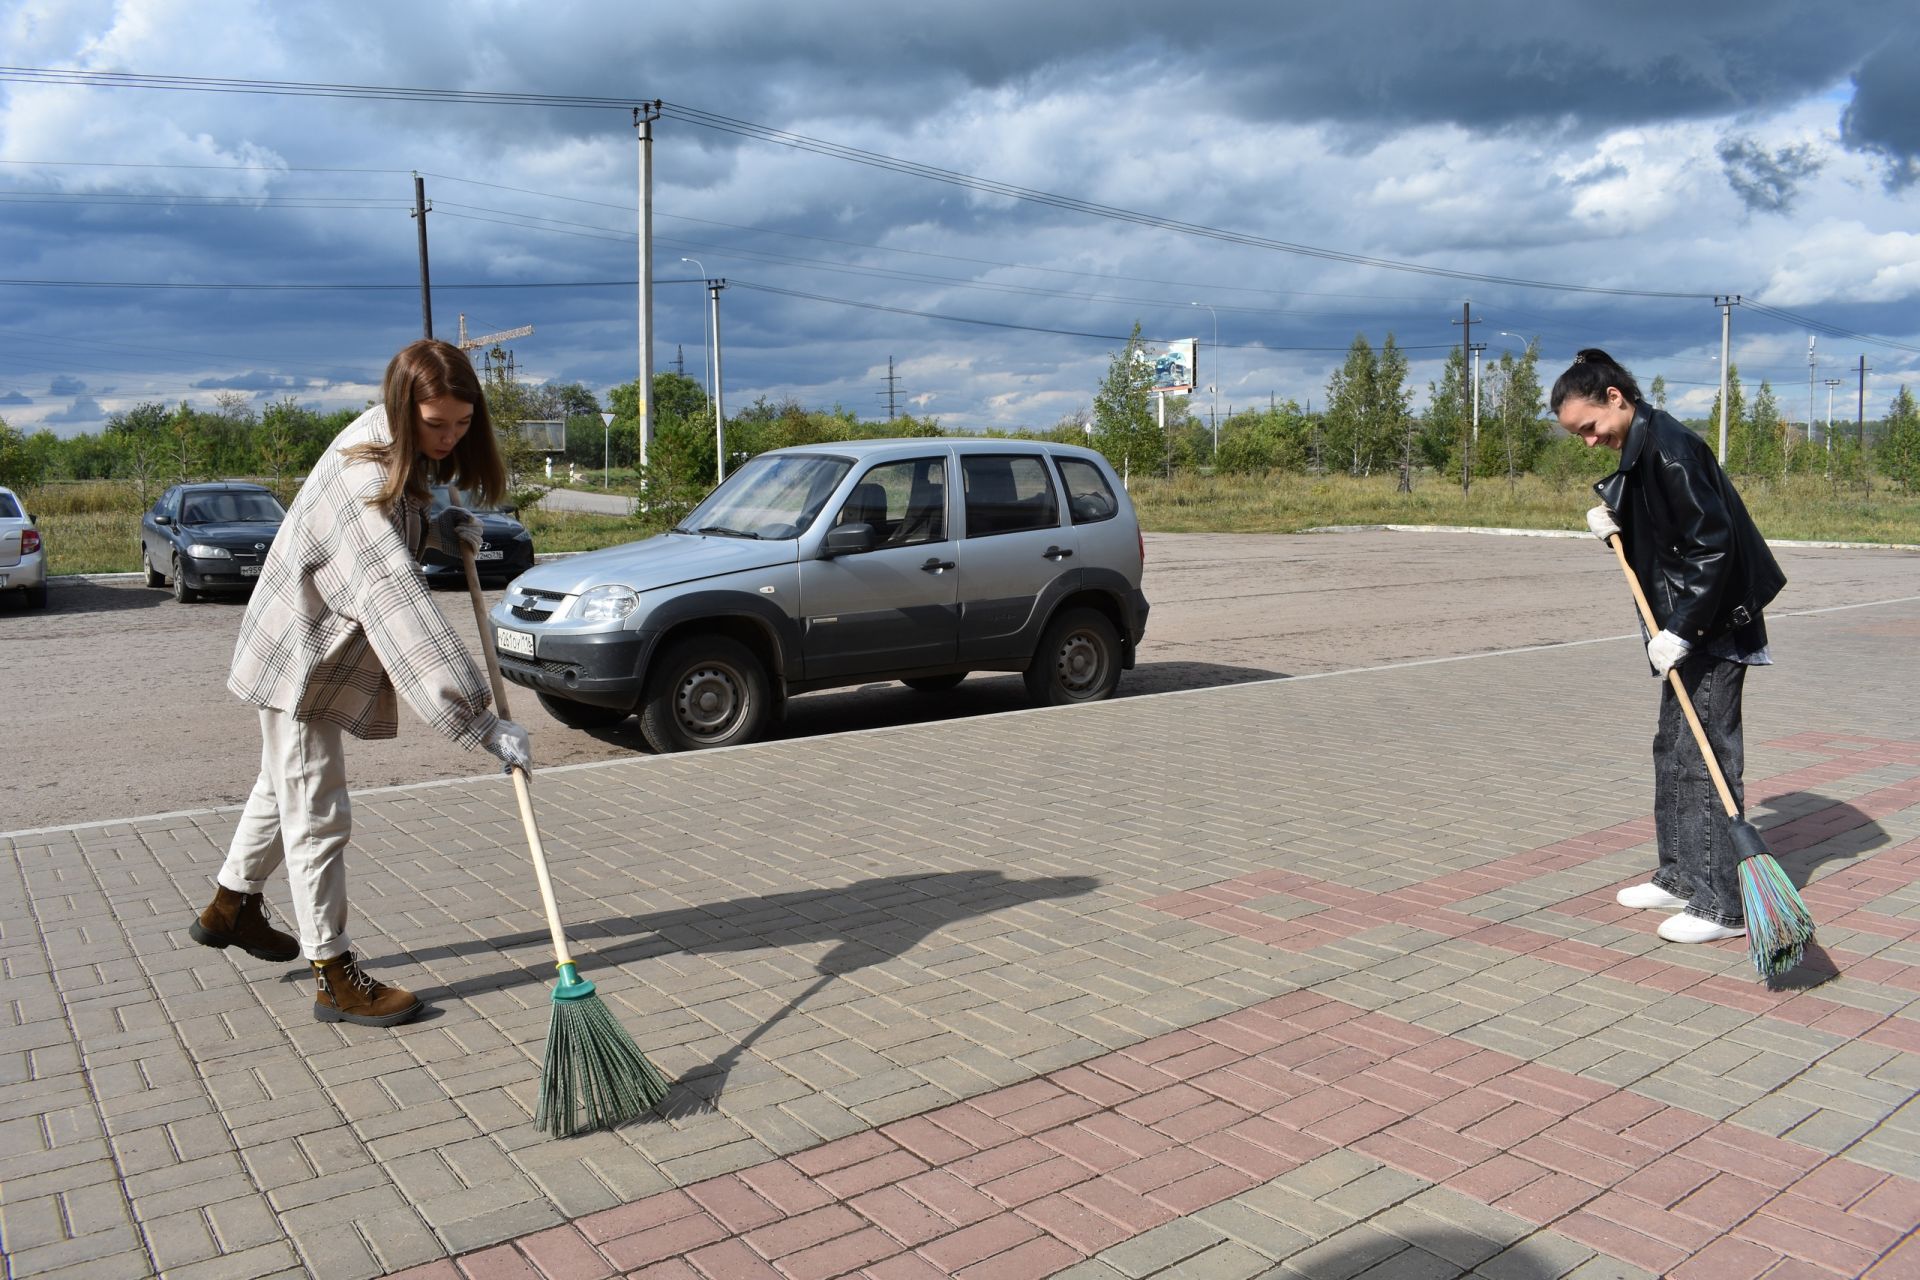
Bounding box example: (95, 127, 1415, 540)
(188, 885, 300, 963)
(312, 952, 422, 1027)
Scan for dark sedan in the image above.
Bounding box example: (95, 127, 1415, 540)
(140, 482, 286, 603)
(421, 484, 536, 587)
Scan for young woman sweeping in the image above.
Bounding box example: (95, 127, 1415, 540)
(187, 338, 532, 1025)
(1555, 348, 1786, 946)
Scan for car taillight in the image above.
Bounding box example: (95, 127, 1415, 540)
(20, 529, 39, 555)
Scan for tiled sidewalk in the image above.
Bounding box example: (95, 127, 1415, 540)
(4, 598, 1917, 1279)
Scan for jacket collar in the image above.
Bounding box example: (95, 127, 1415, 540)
(1592, 402, 1650, 508)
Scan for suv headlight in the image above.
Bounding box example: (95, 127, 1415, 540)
(575, 584, 640, 623)
(187, 544, 233, 559)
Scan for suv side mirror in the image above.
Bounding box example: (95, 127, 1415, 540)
(821, 523, 876, 557)
(155, 515, 172, 526)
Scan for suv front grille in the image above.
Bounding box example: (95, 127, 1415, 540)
(508, 587, 566, 622)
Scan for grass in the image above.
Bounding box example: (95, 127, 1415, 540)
(1127, 470, 1920, 545)
(20, 467, 1920, 577)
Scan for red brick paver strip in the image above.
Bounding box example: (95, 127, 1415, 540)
(408, 991, 1918, 1278)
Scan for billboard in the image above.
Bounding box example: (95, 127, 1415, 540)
(1151, 339, 1197, 394)
(514, 419, 567, 452)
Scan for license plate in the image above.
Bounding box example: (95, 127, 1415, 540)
(496, 627, 534, 657)
(476, 549, 504, 561)
(240, 565, 261, 577)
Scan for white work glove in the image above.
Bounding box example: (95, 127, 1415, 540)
(435, 506, 485, 555)
(483, 718, 532, 772)
(1646, 629, 1691, 676)
(1586, 504, 1621, 542)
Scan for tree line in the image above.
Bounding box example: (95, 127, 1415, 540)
(4, 342, 1917, 502)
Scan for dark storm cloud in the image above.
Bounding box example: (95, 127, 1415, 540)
(1841, 31, 1920, 187)
(0, 389, 29, 405)
(47, 375, 86, 395)
(43, 395, 104, 424)
(1717, 136, 1824, 214)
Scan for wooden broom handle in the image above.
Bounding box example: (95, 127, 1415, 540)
(447, 486, 573, 967)
(1604, 532, 1741, 819)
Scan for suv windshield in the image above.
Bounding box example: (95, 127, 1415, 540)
(676, 454, 853, 540)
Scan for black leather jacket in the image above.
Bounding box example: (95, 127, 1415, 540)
(1594, 405, 1785, 651)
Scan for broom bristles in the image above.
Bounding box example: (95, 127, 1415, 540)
(538, 993, 671, 1138)
(1738, 853, 1815, 982)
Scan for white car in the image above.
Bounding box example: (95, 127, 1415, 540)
(0, 485, 48, 609)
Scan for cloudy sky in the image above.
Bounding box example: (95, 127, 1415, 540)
(2, 0, 1917, 438)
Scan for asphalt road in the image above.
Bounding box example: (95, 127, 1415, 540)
(4, 530, 1913, 833)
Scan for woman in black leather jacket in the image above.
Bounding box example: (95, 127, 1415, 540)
(1553, 349, 1785, 946)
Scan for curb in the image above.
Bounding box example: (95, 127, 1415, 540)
(1301, 523, 1920, 551)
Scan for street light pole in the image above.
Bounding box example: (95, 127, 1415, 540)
(1191, 301, 1219, 460)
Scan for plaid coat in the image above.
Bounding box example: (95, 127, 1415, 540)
(227, 407, 499, 746)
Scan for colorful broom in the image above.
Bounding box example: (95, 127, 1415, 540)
(452, 494, 671, 1134)
(1604, 532, 1814, 981)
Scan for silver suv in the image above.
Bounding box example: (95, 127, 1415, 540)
(489, 438, 1149, 752)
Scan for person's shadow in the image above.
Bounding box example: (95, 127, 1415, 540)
(1745, 792, 1887, 991)
(382, 870, 1101, 1107)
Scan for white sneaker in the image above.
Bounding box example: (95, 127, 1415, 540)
(1616, 882, 1689, 911)
(1657, 912, 1747, 944)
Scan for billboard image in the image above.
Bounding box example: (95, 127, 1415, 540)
(1151, 339, 1197, 393)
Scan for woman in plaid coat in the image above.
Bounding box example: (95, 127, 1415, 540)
(187, 340, 532, 1026)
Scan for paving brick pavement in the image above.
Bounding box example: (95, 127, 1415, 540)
(4, 595, 1918, 1279)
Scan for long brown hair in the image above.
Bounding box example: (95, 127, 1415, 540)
(349, 339, 506, 508)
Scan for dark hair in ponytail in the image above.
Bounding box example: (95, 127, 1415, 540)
(1550, 348, 1642, 412)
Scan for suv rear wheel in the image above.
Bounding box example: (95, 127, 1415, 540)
(536, 691, 631, 730)
(1024, 607, 1121, 706)
(640, 636, 770, 752)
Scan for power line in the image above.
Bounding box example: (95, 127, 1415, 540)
(0, 65, 1716, 300)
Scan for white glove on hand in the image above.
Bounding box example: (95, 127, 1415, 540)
(435, 506, 485, 555)
(1586, 504, 1621, 542)
(1646, 629, 1691, 676)
(484, 718, 532, 772)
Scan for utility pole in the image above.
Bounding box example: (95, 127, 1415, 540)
(1857, 355, 1870, 450)
(1807, 336, 1817, 449)
(1452, 302, 1474, 494)
(1470, 343, 1486, 444)
(411, 173, 433, 339)
(634, 103, 662, 470)
(1715, 296, 1740, 464)
(879, 355, 902, 420)
(673, 344, 684, 378)
(1824, 378, 1841, 453)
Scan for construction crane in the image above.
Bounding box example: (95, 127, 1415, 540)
(456, 314, 534, 383)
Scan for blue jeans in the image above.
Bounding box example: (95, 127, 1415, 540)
(1651, 654, 1747, 927)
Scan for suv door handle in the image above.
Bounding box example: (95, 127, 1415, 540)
(1043, 546, 1074, 560)
(921, 557, 956, 572)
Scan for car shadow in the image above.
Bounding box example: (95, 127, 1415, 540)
(379, 869, 1101, 1114)
(17, 577, 176, 615)
(767, 660, 1283, 745)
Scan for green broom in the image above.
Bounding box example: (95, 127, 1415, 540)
(452, 498, 670, 1135)
(1604, 532, 1815, 981)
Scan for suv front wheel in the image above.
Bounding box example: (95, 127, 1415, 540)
(641, 636, 771, 752)
(1024, 607, 1121, 706)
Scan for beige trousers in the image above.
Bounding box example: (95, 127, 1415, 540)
(217, 708, 353, 961)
